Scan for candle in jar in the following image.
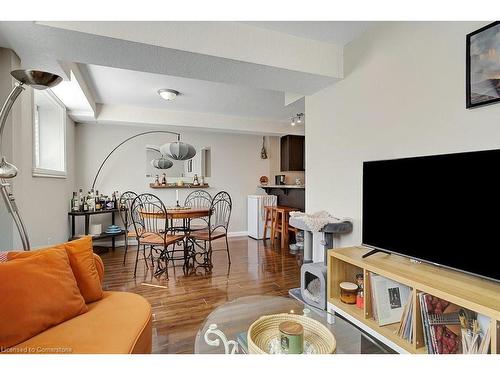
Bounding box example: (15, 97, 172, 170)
(176, 189, 179, 202)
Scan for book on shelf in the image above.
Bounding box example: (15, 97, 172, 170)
(396, 293, 413, 343)
(370, 273, 411, 326)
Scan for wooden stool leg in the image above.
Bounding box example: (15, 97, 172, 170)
(270, 209, 276, 246)
(281, 212, 287, 249)
(263, 208, 270, 240)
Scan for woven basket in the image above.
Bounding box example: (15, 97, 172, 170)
(247, 313, 336, 354)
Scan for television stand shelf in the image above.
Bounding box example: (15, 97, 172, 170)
(327, 246, 500, 354)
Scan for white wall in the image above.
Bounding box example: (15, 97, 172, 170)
(75, 123, 277, 235)
(0, 48, 76, 251)
(306, 22, 500, 247)
(0, 48, 16, 249)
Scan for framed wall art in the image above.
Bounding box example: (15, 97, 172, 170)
(466, 21, 500, 108)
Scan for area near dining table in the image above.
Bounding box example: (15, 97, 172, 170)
(68, 189, 233, 279)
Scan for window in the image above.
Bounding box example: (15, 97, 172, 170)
(33, 89, 66, 178)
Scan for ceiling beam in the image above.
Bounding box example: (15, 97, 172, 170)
(37, 21, 343, 79)
(92, 104, 304, 136)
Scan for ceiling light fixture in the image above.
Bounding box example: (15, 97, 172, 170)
(158, 89, 180, 101)
(290, 113, 304, 126)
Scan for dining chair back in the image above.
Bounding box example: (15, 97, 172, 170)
(184, 190, 212, 208)
(209, 191, 232, 264)
(189, 191, 233, 267)
(131, 193, 168, 238)
(184, 190, 212, 230)
(130, 193, 167, 277)
(209, 191, 232, 233)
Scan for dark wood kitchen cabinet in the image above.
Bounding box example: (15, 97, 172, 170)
(280, 135, 305, 171)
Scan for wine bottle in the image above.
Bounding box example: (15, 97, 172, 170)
(95, 190, 101, 211)
(90, 189, 96, 212)
(70, 192, 78, 212)
(79, 189, 84, 211)
(83, 191, 89, 212)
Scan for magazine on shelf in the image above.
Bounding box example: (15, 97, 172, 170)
(370, 274, 411, 326)
(419, 292, 461, 354)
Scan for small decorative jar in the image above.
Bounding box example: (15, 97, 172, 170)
(278, 321, 304, 354)
(339, 282, 358, 304)
(355, 273, 364, 309)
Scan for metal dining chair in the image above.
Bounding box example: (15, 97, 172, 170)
(184, 190, 212, 231)
(190, 191, 232, 266)
(118, 191, 138, 265)
(130, 193, 185, 278)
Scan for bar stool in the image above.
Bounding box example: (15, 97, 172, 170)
(271, 206, 298, 249)
(263, 205, 275, 241)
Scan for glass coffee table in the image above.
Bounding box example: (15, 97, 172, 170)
(194, 295, 393, 354)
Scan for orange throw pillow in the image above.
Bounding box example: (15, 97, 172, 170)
(64, 237, 103, 303)
(8, 237, 103, 303)
(0, 247, 88, 349)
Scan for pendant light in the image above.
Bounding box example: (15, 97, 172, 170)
(159, 135, 196, 160)
(151, 157, 173, 169)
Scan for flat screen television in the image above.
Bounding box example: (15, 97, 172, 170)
(362, 148, 500, 282)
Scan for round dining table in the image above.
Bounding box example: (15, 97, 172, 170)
(165, 206, 211, 220)
(140, 206, 212, 274)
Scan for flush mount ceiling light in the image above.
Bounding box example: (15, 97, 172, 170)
(290, 113, 304, 126)
(158, 89, 180, 101)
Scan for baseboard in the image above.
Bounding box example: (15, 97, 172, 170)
(227, 231, 248, 237)
(94, 230, 248, 247)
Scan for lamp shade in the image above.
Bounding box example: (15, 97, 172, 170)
(0, 157, 18, 179)
(159, 141, 196, 161)
(151, 158, 173, 169)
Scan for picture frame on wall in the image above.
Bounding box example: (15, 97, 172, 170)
(466, 21, 500, 108)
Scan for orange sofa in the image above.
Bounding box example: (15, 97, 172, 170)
(4, 254, 152, 354)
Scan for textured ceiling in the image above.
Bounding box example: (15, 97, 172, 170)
(241, 21, 376, 45)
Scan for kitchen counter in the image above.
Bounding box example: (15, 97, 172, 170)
(259, 185, 305, 189)
(258, 185, 305, 211)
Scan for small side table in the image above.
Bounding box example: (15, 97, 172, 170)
(68, 209, 126, 252)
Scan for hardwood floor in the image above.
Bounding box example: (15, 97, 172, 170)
(99, 236, 302, 353)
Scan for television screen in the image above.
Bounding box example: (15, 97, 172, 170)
(362, 149, 500, 282)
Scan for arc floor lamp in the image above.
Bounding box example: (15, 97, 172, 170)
(0, 70, 63, 250)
